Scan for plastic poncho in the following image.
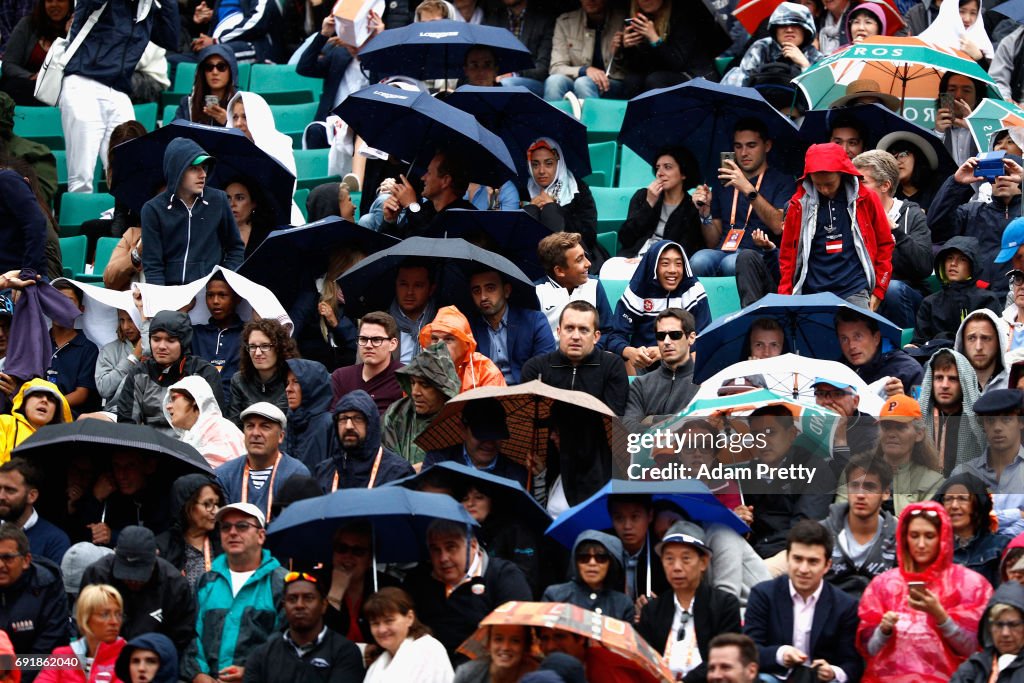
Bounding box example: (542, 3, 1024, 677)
(163, 375, 244, 469)
(526, 137, 579, 206)
(857, 500, 993, 682)
(418, 305, 505, 392)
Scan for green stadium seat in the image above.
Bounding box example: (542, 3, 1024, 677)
(597, 231, 618, 256)
(59, 235, 88, 278)
(173, 63, 199, 92)
(701, 276, 742, 320)
(582, 171, 607, 187)
(294, 188, 310, 221)
(927, 273, 941, 294)
(13, 106, 64, 150)
(75, 236, 120, 283)
(587, 141, 617, 189)
(54, 150, 68, 195)
(248, 64, 321, 104)
(716, 56, 733, 76)
(271, 102, 319, 147)
(549, 99, 578, 119)
(591, 186, 633, 234)
(901, 328, 914, 347)
(162, 104, 180, 126)
(294, 149, 340, 190)
(59, 192, 115, 236)
(133, 102, 158, 131)
(580, 98, 627, 143)
(601, 278, 628, 308)
(618, 146, 653, 188)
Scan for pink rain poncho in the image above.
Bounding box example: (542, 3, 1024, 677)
(856, 500, 992, 682)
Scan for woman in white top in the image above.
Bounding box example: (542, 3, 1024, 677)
(363, 587, 454, 683)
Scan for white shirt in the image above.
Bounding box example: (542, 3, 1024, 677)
(777, 581, 847, 683)
(667, 594, 701, 679)
(229, 569, 255, 597)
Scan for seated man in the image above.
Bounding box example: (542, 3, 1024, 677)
(402, 519, 531, 658)
(812, 377, 878, 476)
(608, 494, 668, 601)
(74, 450, 172, 544)
(745, 317, 786, 359)
(0, 458, 70, 565)
(467, 268, 555, 385)
(625, 307, 699, 422)
(419, 305, 505, 392)
(422, 397, 528, 487)
(919, 348, 985, 476)
(389, 259, 438, 364)
(954, 309, 1011, 394)
(835, 307, 922, 397)
(744, 521, 861, 682)
(914, 237, 1001, 345)
(381, 151, 476, 239)
(534, 231, 614, 341)
(543, 0, 627, 101)
(49, 280, 101, 416)
(829, 116, 867, 160)
(382, 342, 461, 467)
(330, 311, 404, 415)
(707, 634, 762, 683)
(191, 273, 245, 397)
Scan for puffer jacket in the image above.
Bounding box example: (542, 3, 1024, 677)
(115, 633, 178, 683)
(282, 358, 334, 470)
(35, 638, 125, 683)
(140, 137, 244, 286)
(541, 530, 634, 622)
(920, 349, 986, 474)
(419, 306, 506, 392)
(164, 375, 244, 468)
(951, 582, 1024, 682)
(381, 342, 461, 465)
(914, 236, 1003, 344)
(954, 309, 1012, 393)
(0, 378, 72, 462)
(722, 2, 823, 86)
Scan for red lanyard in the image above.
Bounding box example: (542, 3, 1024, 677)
(242, 453, 282, 523)
(332, 448, 383, 492)
(728, 170, 765, 229)
(202, 537, 211, 573)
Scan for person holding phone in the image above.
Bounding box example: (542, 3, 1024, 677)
(857, 501, 992, 682)
(933, 72, 986, 166)
(172, 45, 238, 126)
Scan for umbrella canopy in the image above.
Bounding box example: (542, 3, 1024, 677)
(265, 487, 477, 564)
(618, 78, 807, 180)
(800, 103, 956, 174)
(110, 120, 295, 224)
(424, 209, 551, 281)
(337, 237, 539, 317)
(734, 0, 904, 34)
(333, 85, 517, 187)
(357, 20, 534, 81)
(793, 36, 1000, 112)
(238, 217, 400, 311)
(965, 98, 1024, 151)
(992, 0, 1024, 22)
(459, 601, 674, 683)
(414, 381, 616, 475)
(386, 461, 551, 534)
(546, 479, 749, 546)
(445, 85, 591, 182)
(692, 292, 903, 383)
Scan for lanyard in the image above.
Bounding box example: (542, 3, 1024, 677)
(663, 599, 697, 681)
(728, 170, 765, 229)
(242, 453, 282, 523)
(332, 447, 383, 492)
(203, 537, 212, 573)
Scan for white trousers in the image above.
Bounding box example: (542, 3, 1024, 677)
(60, 74, 134, 193)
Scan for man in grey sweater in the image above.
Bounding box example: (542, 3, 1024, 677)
(625, 308, 699, 423)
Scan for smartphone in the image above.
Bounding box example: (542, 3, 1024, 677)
(907, 581, 926, 592)
(939, 92, 955, 112)
(624, 17, 634, 26)
(720, 151, 736, 167)
(204, 95, 219, 108)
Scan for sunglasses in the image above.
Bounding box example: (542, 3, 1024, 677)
(575, 552, 611, 565)
(333, 543, 371, 557)
(284, 571, 318, 584)
(219, 520, 260, 533)
(655, 330, 685, 341)
(908, 509, 940, 519)
(203, 61, 229, 73)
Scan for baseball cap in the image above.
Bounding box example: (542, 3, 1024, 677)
(974, 389, 1024, 416)
(655, 520, 712, 558)
(215, 502, 266, 529)
(240, 401, 287, 429)
(61, 543, 114, 595)
(878, 394, 922, 422)
(113, 526, 157, 583)
(998, 218, 1024, 264)
(191, 154, 213, 166)
(460, 398, 509, 441)
(812, 377, 856, 392)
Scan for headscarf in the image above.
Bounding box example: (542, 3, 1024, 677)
(918, 0, 993, 59)
(527, 137, 579, 207)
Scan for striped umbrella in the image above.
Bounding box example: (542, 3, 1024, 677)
(965, 98, 1024, 151)
(793, 36, 1000, 112)
(734, 0, 904, 35)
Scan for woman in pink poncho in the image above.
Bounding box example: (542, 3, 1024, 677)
(857, 500, 992, 682)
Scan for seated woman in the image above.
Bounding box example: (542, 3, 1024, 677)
(0, 379, 71, 461)
(936, 473, 1010, 587)
(155, 474, 223, 588)
(617, 146, 703, 259)
(637, 521, 741, 682)
(288, 246, 362, 372)
(858, 502, 993, 682)
(0, 0, 70, 105)
(920, 0, 993, 66)
(363, 587, 454, 683)
(453, 625, 538, 682)
(845, 1, 887, 43)
(165, 376, 245, 469)
(36, 584, 126, 683)
(225, 177, 275, 257)
(227, 319, 298, 425)
(172, 45, 239, 126)
(324, 522, 398, 645)
(951, 582, 1024, 682)
(721, 3, 822, 87)
(619, 0, 723, 92)
(878, 131, 941, 212)
(542, 530, 634, 622)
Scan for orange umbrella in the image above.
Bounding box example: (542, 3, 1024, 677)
(458, 601, 674, 683)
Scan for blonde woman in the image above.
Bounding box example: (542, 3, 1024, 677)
(617, 0, 722, 92)
(37, 584, 127, 682)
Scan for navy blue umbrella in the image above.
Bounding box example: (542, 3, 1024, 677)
(445, 85, 591, 183)
(692, 292, 904, 383)
(358, 20, 534, 81)
(110, 120, 295, 224)
(238, 216, 400, 310)
(425, 209, 550, 281)
(265, 487, 477, 564)
(800, 103, 956, 175)
(545, 479, 749, 548)
(992, 0, 1024, 22)
(337, 236, 540, 317)
(333, 85, 517, 187)
(618, 78, 807, 181)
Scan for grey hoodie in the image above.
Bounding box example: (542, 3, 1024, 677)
(920, 348, 986, 475)
(541, 530, 635, 622)
(821, 502, 897, 598)
(954, 308, 1012, 394)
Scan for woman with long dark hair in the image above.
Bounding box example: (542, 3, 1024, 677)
(224, 178, 275, 257)
(172, 45, 239, 127)
(155, 474, 224, 588)
(0, 0, 71, 105)
(935, 473, 1010, 587)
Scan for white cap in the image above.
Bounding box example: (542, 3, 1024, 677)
(239, 401, 287, 429)
(215, 502, 266, 529)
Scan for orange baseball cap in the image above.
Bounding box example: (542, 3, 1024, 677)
(878, 394, 922, 422)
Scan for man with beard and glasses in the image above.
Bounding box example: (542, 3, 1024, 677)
(0, 458, 69, 565)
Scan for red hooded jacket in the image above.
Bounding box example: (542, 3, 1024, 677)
(778, 143, 894, 300)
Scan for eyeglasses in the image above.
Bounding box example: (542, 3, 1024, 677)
(655, 330, 684, 341)
(219, 520, 260, 533)
(197, 501, 219, 511)
(245, 343, 274, 354)
(336, 414, 367, 426)
(941, 493, 972, 505)
(0, 553, 23, 563)
(334, 543, 371, 557)
(94, 610, 125, 622)
(893, 150, 912, 160)
(814, 388, 854, 400)
(357, 336, 390, 347)
(1009, 272, 1024, 287)
(203, 61, 229, 73)
(575, 552, 611, 565)
(993, 620, 1024, 631)
(284, 571, 318, 584)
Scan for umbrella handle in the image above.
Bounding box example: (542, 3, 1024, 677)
(372, 528, 378, 593)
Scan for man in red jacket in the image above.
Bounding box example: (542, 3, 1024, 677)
(778, 143, 894, 311)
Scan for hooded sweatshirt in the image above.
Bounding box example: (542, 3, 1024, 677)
(1001, 533, 1024, 584)
(163, 375, 244, 469)
(418, 306, 506, 392)
(954, 308, 1012, 394)
(0, 378, 71, 463)
(606, 240, 712, 357)
(920, 348, 986, 475)
(722, 2, 823, 87)
(779, 143, 894, 301)
(382, 342, 461, 465)
(282, 358, 334, 471)
(541, 530, 635, 622)
(856, 501, 993, 682)
(951, 582, 1024, 683)
(174, 44, 239, 124)
(821, 501, 897, 598)
(115, 633, 179, 683)
(140, 137, 245, 286)
(914, 236, 1003, 345)
(314, 389, 414, 491)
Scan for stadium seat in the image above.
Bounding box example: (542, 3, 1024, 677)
(133, 102, 158, 131)
(901, 328, 914, 347)
(716, 56, 733, 76)
(271, 102, 319, 147)
(59, 235, 88, 278)
(294, 188, 310, 221)
(601, 278, 628, 308)
(162, 104, 180, 126)
(13, 106, 64, 150)
(248, 64, 321, 104)
(701, 276, 742, 320)
(54, 150, 68, 195)
(618, 146, 654, 188)
(58, 192, 115, 236)
(294, 149, 340, 190)
(580, 98, 627, 143)
(587, 141, 617, 188)
(74, 236, 120, 284)
(591, 186, 633, 234)
(597, 231, 618, 257)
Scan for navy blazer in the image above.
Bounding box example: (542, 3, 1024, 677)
(296, 33, 355, 122)
(744, 576, 862, 682)
(470, 305, 556, 385)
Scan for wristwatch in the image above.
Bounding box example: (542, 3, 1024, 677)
(407, 201, 421, 213)
(747, 189, 759, 202)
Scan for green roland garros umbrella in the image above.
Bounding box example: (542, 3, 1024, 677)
(793, 36, 999, 113)
(965, 98, 1024, 151)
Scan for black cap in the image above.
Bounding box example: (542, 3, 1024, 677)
(460, 398, 509, 441)
(113, 526, 157, 583)
(974, 389, 1024, 416)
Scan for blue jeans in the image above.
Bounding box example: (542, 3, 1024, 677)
(543, 73, 627, 101)
(690, 249, 740, 277)
(878, 279, 924, 329)
(499, 76, 544, 96)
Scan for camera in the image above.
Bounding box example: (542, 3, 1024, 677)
(974, 150, 1007, 183)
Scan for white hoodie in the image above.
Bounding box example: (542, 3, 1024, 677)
(164, 375, 245, 468)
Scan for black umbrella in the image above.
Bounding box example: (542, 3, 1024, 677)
(337, 237, 540, 317)
(425, 209, 550, 281)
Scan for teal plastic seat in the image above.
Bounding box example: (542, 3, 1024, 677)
(618, 146, 654, 188)
(597, 231, 618, 257)
(294, 188, 310, 221)
(580, 98, 627, 143)
(59, 235, 88, 278)
(586, 141, 617, 188)
(700, 276, 742, 320)
(294, 149, 340, 190)
(58, 192, 115, 236)
(75, 236, 120, 283)
(248, 64, 321, 104)
(13, 106, 64, 150)
(271, 102, 319, 147)
(133, 102, 158, 131)
(601, 278, 629, 308)
(591, 187, 634, 234)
